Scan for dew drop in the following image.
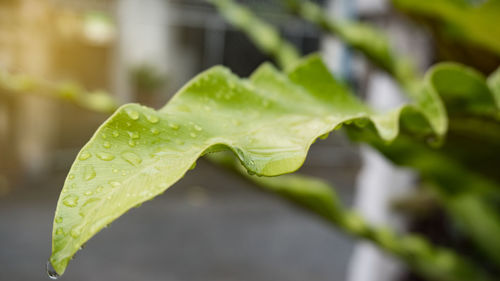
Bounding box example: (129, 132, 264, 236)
(125, 108, 139, 120)
(112, 168, 119, 173)
(79, 198, 101, 217)
(95, 185, 104, 193)
(103, 141, 112, 149)
(63, 194, 79, 207)
(145, 114, 159, 124)
(46, 260, 60, 280)
(128, 140, 136, 147)
(128, 131, 140, 139)
(68, 174, 75, 180)
(55, 227, 64, 235)
(112, 130, 120, 138)
(193, 124, 203, 131)
(109, 181, 121, 188)
(121, 151, 142, 166)
(96, 152, 115, 161)
(84, 190, 94, 196)
(83, 166, 96, 181)
(79, 150, 91, 161)
(151, 128, 160, 135)
(70, 225, 81, 238)
(55, 216, 63, 223)
(169, 123, 179, 130)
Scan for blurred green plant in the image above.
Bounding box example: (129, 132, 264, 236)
(129, 64, 167, 95)
(10, 0, 494, 279)
(0, 70, 117, 113)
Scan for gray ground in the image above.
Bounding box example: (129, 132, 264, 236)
(0, 138, 359, 281)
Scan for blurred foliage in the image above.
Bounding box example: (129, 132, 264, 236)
(0, 69, 117, 113)
(129, 64, 167, 95)
(392, 0, 500, 73)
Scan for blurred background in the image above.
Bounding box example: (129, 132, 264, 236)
(0, 0, 498, 280)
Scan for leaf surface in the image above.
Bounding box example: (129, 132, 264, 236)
(52, 54, 485, 275)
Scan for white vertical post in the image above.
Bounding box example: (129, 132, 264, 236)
(113, 0, 170, 103)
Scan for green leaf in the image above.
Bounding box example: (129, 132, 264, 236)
(49, 54, 448, 275)
(392, 0, 500, 56)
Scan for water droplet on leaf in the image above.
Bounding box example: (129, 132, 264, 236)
(79, 151, 91, 161)
(169, 123, 179, 130)
(121, 151, 142, 166)
(128, 131, 140, 139)
(125, 108, 139, 120)
(97, 152, 115, 161)
(103, 141, 111, 149)
(109, 181, 121, 188)
(145, 114, 159, 124)
(63, 194, 79, 207)
(83, 166, 96, 181)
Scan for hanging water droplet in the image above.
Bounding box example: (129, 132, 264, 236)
(63, 194, 79, 207)
(125, 108, 139, 120)
(96, 152, 115, 161)
(151, 128, 160, 135)
(103, 141, 112, 149)
(83, 166, 96, 181)
(145, 114, 159, 124)
(46, 260, 60, 280)
(112, 130, 120, 138)
(79, 150, 91, 161)
(193, 124, 203, 131)
(121, 151, 142, 166)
